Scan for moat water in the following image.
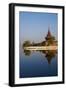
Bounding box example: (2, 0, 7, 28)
(20, 48, 58, 78)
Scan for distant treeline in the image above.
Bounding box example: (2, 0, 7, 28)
(23, 40, 57, 47)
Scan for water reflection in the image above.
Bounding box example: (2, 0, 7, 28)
(24, 50, 31, 56)
(23, 49, 57, 64)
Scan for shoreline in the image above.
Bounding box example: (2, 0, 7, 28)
(23, 46, 58, 51)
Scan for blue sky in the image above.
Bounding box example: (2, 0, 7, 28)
(19, 12, 58, 44)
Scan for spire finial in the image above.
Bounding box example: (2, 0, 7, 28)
(48, 25, 50, 31)
(47, 25, 51, 36)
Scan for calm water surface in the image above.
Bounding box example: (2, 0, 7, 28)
(20, 48, 58, 78)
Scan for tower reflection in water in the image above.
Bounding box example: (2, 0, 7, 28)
(23, 50, 57, 64)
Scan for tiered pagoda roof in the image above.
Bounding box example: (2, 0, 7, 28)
(45, 27, 55, 41)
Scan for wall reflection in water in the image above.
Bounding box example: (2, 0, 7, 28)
(23, 50, 57, 64)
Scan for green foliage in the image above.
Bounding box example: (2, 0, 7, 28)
(23, 41, 31, 47)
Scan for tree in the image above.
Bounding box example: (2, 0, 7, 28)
(23, 41, 31, 47)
